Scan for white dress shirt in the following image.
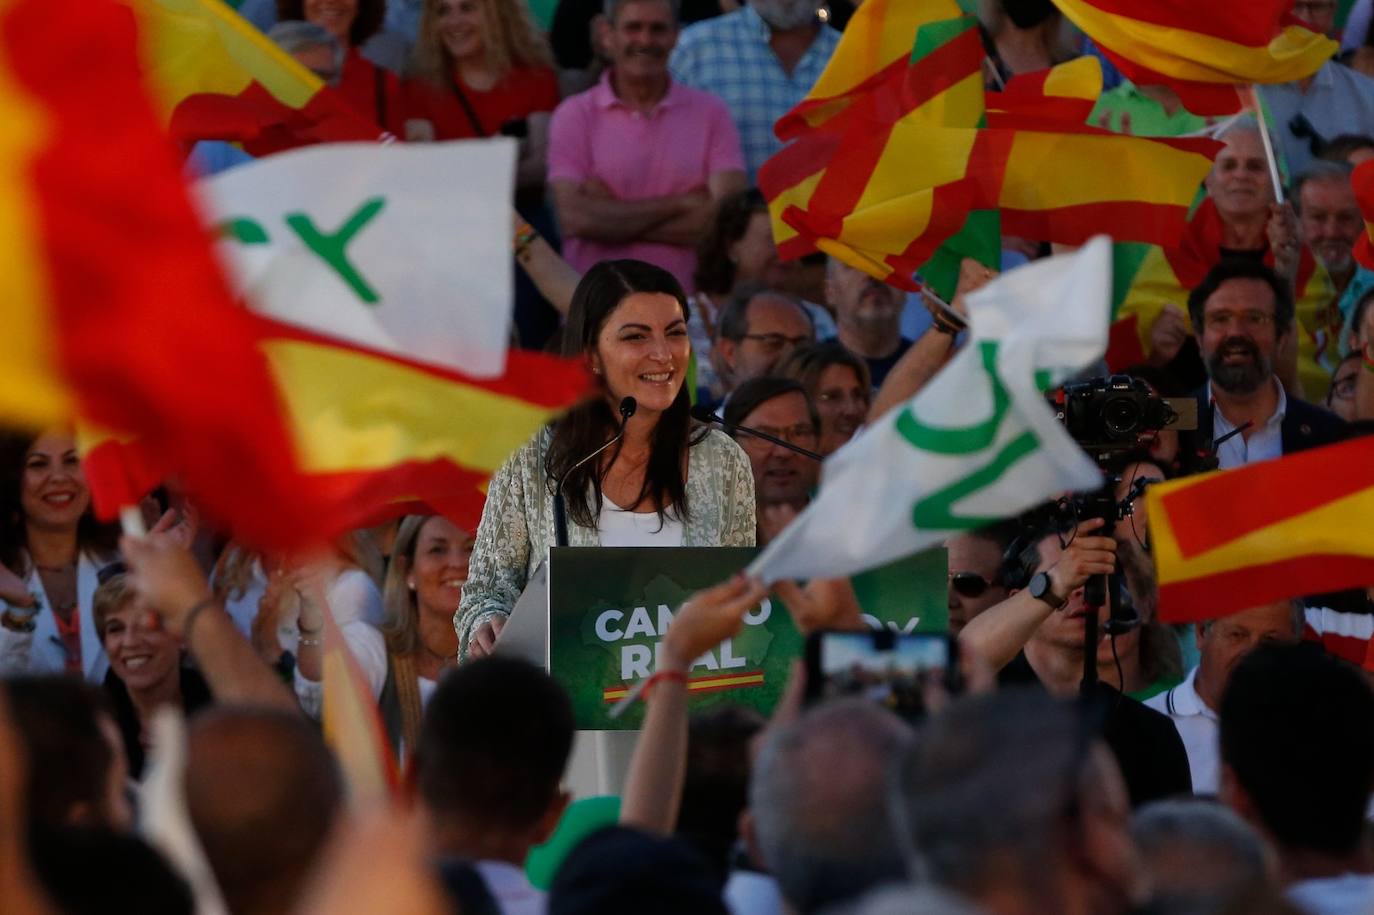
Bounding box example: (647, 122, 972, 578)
(1210, 378, 1286, 470)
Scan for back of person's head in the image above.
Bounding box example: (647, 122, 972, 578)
(675, 704, 766, 879)
(184, 707, 343, 915)
(893, 689, 1137, 906)
(1131, 799, 1270, 914)
(417, 656, 574, 835)
(550, 825, 727, 915)
(29, 825, 194, 915)
(4, 675, 124, 830)
(1219, 643, 1374, 857)
(748, 699, 912, 913)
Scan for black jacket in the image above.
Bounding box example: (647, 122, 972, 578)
(1190, 384, 1349, 460)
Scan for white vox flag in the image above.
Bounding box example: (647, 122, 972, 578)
(749, 236, 1114, 584)
(195, 138, 517, 377)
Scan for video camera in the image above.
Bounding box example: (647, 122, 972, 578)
(1052, 374, 1184, 455)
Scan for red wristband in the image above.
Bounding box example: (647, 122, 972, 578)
(643, 669, 688, 699)
(1362, 344, 1374, 374)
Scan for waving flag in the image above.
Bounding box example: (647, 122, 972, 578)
(1052, 0, 1337, 115)
(126, 0, 383, 152)
(1354, 158, 1374, 270)
(761, 15, 986, 263)
(1148, 437, 1374, 623)
(773, 0, 968, 141)
(1, 0, 338, 552)
(749, 239, 1112, 583)
(84, 141, 591, 536)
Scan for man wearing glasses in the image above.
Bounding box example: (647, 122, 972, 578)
(714, 287, 815, 401)
(1188, 259, 1348, 469)
(944, 523, 1016, 636)
(824, 258, 911, 389)
(722, 376, 820, 544)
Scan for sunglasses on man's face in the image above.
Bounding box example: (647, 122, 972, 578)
(949, 572, 992, 598)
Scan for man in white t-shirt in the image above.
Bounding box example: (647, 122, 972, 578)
(1146, 599, 1302, 794)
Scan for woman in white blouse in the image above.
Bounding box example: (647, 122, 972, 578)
(455, 259, 757, 660)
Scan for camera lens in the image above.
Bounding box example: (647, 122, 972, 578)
(1101, 395, 1142, 437)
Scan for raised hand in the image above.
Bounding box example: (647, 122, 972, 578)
(661, 575, 767, 673)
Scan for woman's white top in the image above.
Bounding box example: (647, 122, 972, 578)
(597, 496, 685, 548)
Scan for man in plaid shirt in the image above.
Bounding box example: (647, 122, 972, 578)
(670, 0, 840, 180)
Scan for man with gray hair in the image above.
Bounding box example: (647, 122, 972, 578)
(1145, 600, 1303, 795)
(1292, 160, 1374, 349)
(1131, 798, 1272, 914)
(738, 699, 912, 914)
(891, 689, 1146, 915)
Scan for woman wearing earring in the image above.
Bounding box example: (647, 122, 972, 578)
(0, 430, 118, 682)
(290, 514, 474, 759)
(455, 259, 757, 660)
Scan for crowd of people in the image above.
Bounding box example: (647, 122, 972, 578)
(6, 0, 1374, 911)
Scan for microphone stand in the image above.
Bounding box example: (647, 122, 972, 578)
(690, 405, 824, 462)
(553, 397, 637, 548)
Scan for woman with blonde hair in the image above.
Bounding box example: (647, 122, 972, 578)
(405, 0, 559, 193)
(289, 508, 472, 752)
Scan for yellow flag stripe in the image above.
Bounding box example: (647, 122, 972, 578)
(1149, 486, 1374, 586)
(1055, 0, 1336, 85)
(135, 0, 323, 117)
(999, 132, 1212, 210)
(0, 9, 67, 428)
(264, 338, 560, 476)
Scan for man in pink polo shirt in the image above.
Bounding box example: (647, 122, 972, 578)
(547, 0, 747, 293)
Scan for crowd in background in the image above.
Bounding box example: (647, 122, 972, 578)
(6, 0, 1374, 912)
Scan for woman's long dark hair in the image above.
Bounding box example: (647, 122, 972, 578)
(546, 260, 702, 530)
(0, 432, 119, 573)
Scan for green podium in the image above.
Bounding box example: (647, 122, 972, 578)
(495, 545, 949, 730)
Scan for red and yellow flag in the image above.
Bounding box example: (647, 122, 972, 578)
(127, 0, 382, 153)
(0, 0, 341, 552)
(772, 0, 966, 141)
(1148, 436, 1374, 623)
(1053, 0, 1337, 115)
(1354, 157, 1374, 271)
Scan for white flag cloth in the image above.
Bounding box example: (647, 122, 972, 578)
(196, 139, 517, 378)
(748, 237, 1113, 584)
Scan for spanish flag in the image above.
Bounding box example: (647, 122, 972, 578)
(1354, 158, 1374, 271)
(759, 15, 987, 270)
(1, 0, 340, 551)
(127, 0, 383, 153)
(1148, 436, 1374, 623)
(772, 0, 967, 141)
(1052, 0, 1337, 115)
(1113, 198, 1340, 398)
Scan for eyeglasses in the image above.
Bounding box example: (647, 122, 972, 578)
(741, 333, 810, 353)
(1203, 309, 1275, 331)
(743, 424, 819, 446)
(1329, 373, 1358, 402)
(949, 571, 992, 598)
(817, 389, 870, 409)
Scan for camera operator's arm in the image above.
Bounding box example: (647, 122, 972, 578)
(958, 519, 1117, 672)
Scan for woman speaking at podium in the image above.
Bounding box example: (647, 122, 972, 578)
(455, 260, 757, 660)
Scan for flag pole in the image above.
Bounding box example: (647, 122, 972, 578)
(1249, 86, 1286, 203)
(119, 505, 147, 537)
